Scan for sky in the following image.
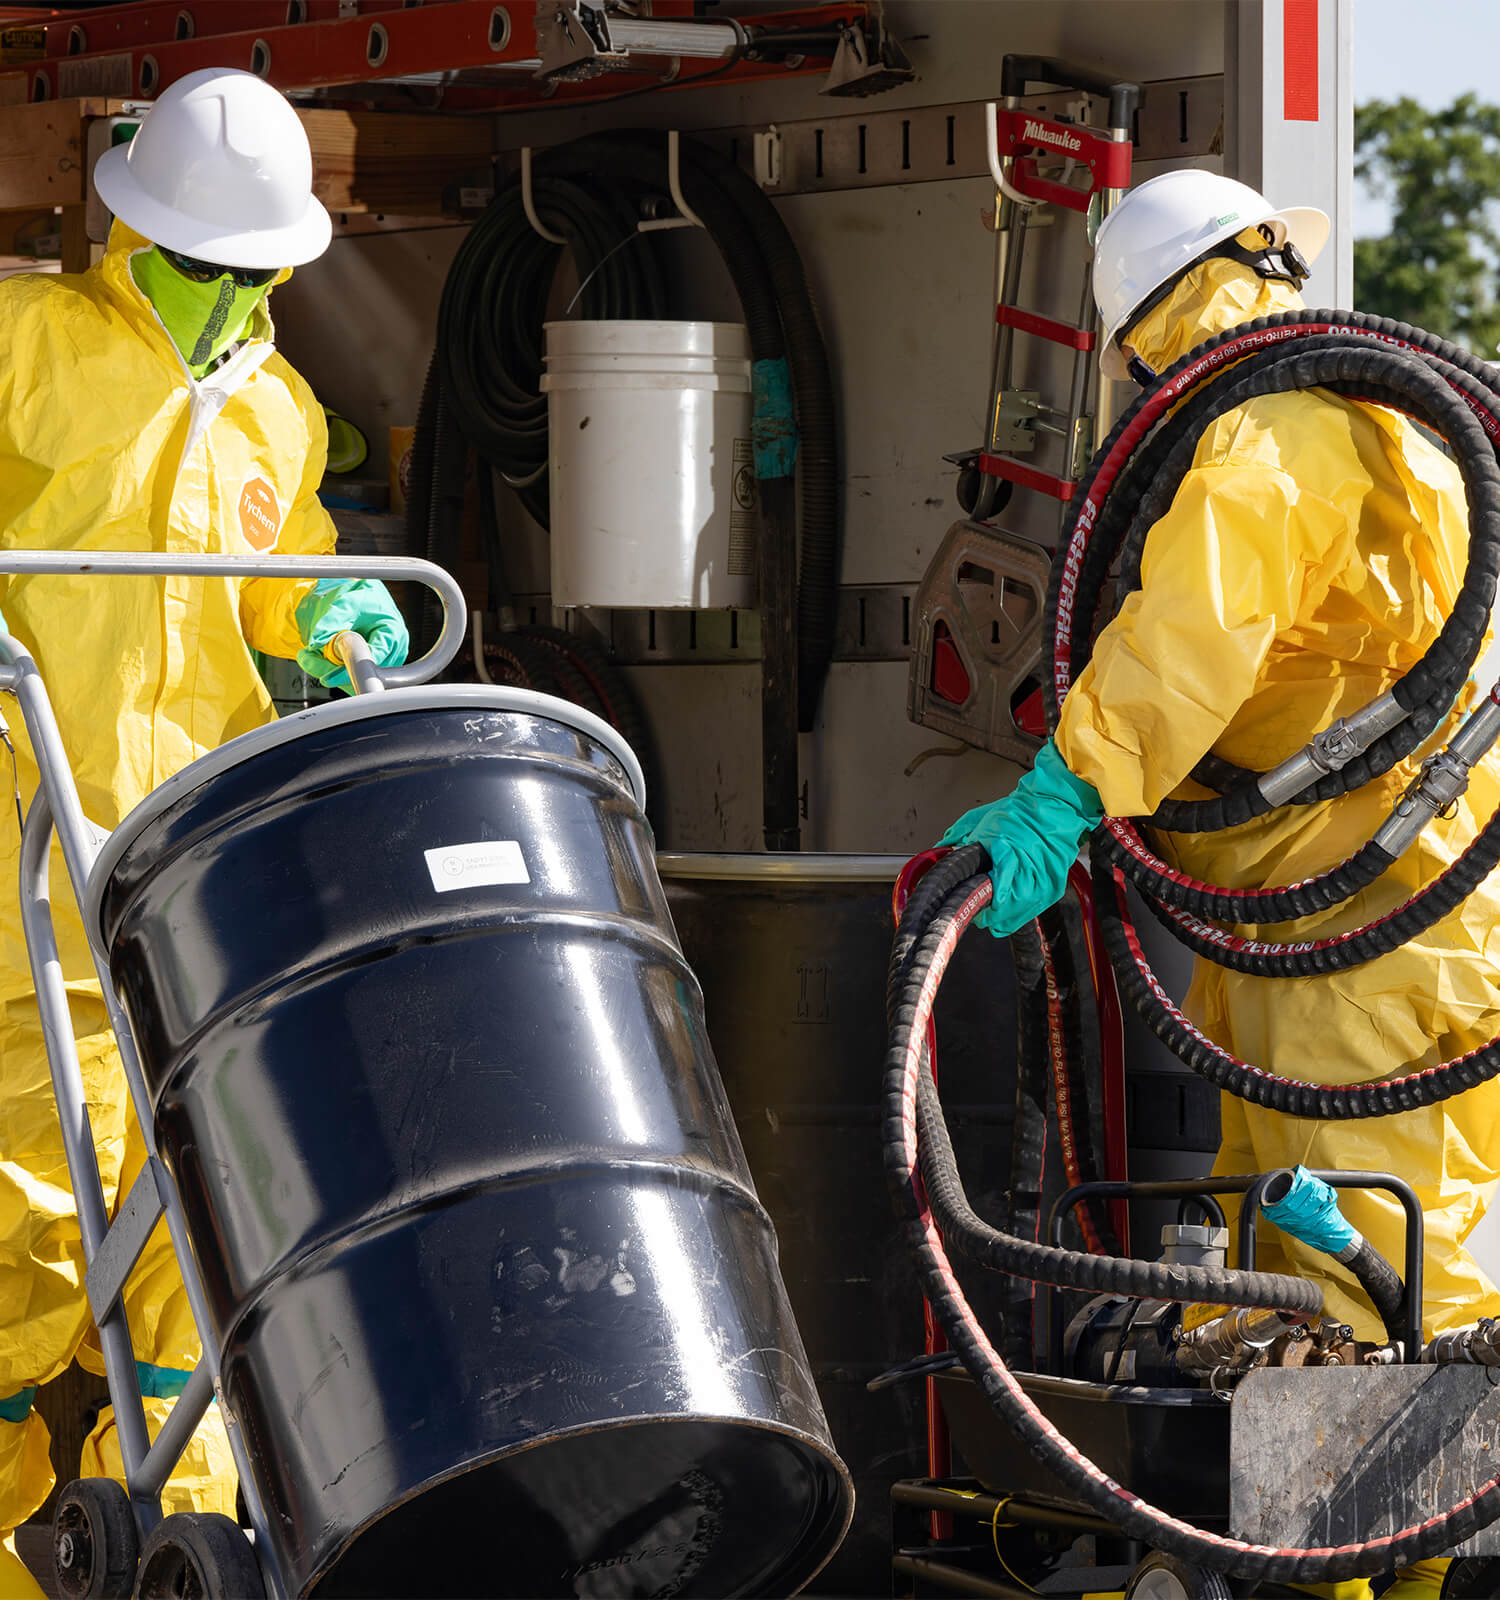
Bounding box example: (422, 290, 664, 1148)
(1353, 0, 1497, 235)
(1353, 0, 1495, 108)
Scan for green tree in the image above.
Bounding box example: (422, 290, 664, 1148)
(1355, 94, 1500, 358)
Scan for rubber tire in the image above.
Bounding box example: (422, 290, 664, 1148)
(53, 1478, 138, 1600)
(1124, 1551, 1233, 1600)
(1442, 1557, 1500, 1599)
(132, 1512, 264, 1600)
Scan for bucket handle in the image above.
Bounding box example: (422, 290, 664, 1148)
(0, 551, 466, 690)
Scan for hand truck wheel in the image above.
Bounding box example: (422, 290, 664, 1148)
(1124, 1550, 1233, 1600)
(1442, 1557, 1500, 1599)
(132, 1512, 264, 1600)
(52, 1477, 138, 1600)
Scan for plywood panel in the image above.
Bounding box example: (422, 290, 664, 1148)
(0, 99, 102, 210)
(300, 108, 492, 216)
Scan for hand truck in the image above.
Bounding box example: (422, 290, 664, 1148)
(11, 551, 464, 1599)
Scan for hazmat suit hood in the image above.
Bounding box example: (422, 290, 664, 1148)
(1120, 251, 1306, 378)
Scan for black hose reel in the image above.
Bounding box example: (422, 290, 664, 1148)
(409, 130, 842, 852)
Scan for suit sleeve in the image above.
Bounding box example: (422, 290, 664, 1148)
(1054, 462, 1344, 818)
(238, 393, 337, 659)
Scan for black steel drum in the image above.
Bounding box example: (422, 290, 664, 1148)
(659, 854, 1017, 1596)
(89, 686, 852, 1598)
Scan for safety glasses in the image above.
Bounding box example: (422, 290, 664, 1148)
(159, 247, 279, 289)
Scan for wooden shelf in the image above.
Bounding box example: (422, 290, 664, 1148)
(0, 96, 493, 271)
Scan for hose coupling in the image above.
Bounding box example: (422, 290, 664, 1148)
(1422, 1318, 1500, 1366)
(1175, 1305, 1296, 1374)
(1375, 749, 1473, 858)
(1257, 692, 1406, 807)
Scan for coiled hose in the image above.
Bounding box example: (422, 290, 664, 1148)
(1023, 309, 1500, 1115)
(891, 847, 1115, 1251)
(408, 167, 668, 657)
(884, 870, 1500, 1583)
(1047, 318, 1500, 847)
(410, 132, 842, 845)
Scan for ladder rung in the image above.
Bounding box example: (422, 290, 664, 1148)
(995, 305, 1096, 351)
(978, 452, 1077, 503)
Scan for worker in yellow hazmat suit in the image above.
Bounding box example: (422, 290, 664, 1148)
(942, 169, 1499, 1600)
(0, 67, 408, 1541)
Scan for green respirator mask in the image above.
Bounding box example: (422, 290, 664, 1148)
(131, 246, 278, 377)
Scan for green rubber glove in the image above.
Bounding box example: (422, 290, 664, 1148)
(294, 579, 409, 692)
(938, 740, 1104, 938)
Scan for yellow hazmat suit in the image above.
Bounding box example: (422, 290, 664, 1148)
(1055, 257, 1500, 1342)
(0, 220, 336, 1529)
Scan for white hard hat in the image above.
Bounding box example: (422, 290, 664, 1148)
(1093, 169, 1329, 379)
(93, 68, 331, 269)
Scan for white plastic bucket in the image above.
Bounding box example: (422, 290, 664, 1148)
(540, 319, 756, 609)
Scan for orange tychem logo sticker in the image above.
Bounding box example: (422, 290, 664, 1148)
(238, 477, 282, 551)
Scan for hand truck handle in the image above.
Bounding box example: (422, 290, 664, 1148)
(333, 631, 388, 696)
(0, 551, 466, 689)
(1000, 54, 1142, 130)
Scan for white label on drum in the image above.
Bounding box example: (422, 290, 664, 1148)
(424, 840, 530, 892)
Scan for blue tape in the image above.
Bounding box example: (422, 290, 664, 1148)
(751, 358, 799, 480)
(0, 1387, 35, 1424)
(136, 1360, 193, 1400)
(1262, 1166, 1359, 1257)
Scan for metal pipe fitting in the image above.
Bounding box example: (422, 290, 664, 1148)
(1374, 690, 1500, 858)
(1422, 1318, 1500, 1366)
(1175, 1305, 1295, 1373)
(1257, 692, 1407, 806)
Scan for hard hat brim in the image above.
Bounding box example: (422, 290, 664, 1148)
(1099, 202, 1330, 381)
(94, 141, 333, 269)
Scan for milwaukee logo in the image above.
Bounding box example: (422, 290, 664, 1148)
(1024, 118, 1082, 153)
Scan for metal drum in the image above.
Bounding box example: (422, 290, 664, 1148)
(658, 854, 1017, 1596)
(87, 687, 852, 1598)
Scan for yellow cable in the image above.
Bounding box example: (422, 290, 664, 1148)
(989, 1497, 1040, 1596)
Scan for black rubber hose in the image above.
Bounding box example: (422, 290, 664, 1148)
(409, 167, 667, 659)
(1091, 855, 1500, 1118)
(1346, 1239, 1408, 1347)
(1046, 310, 1500, 739)
(1095, 816, 1396, 927)
(1260, 1169, 1407, 1346)
(888, 881, 1322, 1315)
(435, 170, 667, 526)
(1131, 794, 1500, 977)
(916, 1066, 1316, 1309)
(1037, 902, 1120, 1256)
(1121, 347, 1500, 833)
(1043, 315, 1500, 874)
(675, 136, 841, 732)
(886, 875, 1500, 1583)
(538, 133, 803, 849)
(887, 843, 991, 1019)
(1053, 338, 1500, 841)
(1000, 923, 1052, 1367)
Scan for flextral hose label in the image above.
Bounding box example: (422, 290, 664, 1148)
(424, 840, 530, 892)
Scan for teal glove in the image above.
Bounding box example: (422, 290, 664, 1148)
(938, 740, 1104, 938)
(294, 579, 409, 692)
